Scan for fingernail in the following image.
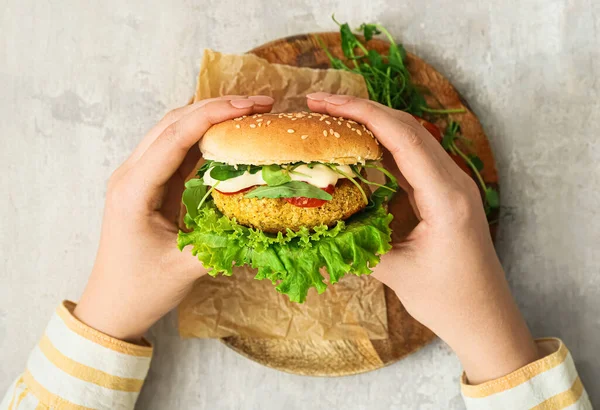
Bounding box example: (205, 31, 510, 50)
(324, 95, 352, 105)
(306, 92, 332, 101)
(230, 99, 255, 109)
(248, 95, 274, 105)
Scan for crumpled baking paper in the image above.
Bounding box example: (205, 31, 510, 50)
(178, 49, 388, 340)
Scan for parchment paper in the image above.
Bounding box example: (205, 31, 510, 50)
(178, 49, 388, 340)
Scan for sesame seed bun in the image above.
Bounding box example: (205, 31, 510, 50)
(199, 112, 382, 165)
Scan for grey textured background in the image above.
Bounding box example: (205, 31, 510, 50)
(1, 1, 598, 409)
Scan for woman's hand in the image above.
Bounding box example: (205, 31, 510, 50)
(307, 93, 539, 384)
(74, 95, 274, 343)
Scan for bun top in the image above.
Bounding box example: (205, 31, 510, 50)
(199, 112, 382, 165)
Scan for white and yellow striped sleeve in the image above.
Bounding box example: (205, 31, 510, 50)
(461, 338, 592, 410)
(0, 301, 152, 410)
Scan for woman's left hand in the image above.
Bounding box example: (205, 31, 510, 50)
(74, 95, 274, 342)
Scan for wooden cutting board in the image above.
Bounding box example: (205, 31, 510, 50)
(218, 32, 499, 376)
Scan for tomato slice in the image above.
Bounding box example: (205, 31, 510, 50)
(284, 185, 335, 208)
(412, 115, 442, 143)
(215, 186, 255, 195)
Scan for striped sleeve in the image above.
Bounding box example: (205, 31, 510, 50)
(461, 338, 592, 410)
(0, 301, 152, 410)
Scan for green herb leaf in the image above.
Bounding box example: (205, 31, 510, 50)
(321, 19, 467, 117)
(248, 165, 262, 175)
(485, 188, 500, 209)
(209, 164, 246, 181)
(328, 165, 368, 205)
(261, 164, 292, 186)
(182, 178, 207, 219)
(442, 121, 461, 150)
(469, 155, 484, 172)
(357, 23, 381, 41)
(441, 133, 455, 151)
(245, 181, 333, 200)
(339, 23, 359, 59)
(196, 160, 214, 179)
(397, 43, 407, 63)
(363, 164, 400, 208)
(367, 49, 383, 67)
(388, 44, 405, 71)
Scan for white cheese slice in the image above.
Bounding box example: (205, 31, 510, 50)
(203, 164, 354, 193)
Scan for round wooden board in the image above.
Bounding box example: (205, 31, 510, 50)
(219, 32, 499, 376)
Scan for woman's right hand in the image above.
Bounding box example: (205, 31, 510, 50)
(307, 93, 539, 384)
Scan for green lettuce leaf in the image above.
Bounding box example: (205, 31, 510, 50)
(177, 187, 394, 303)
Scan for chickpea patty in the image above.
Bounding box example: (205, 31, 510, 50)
(211, 179, 369, 233)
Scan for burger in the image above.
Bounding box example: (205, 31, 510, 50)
(178, 111, 398, 302)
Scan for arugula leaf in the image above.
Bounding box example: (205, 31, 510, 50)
(206, 163, 262, 181)
(177, 200, 393, 303)
(209, 164, 246, 181)
(248, 165, 262, 175)
(245, 181, 333, 200)
(182, 178, 207, 219)
(262, 164, 292, 186)
(196, 160, 214, 179)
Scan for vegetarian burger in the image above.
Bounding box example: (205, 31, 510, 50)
(178, 112, 398, 302)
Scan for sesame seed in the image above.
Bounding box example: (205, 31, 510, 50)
(334, 132, 340, 138)
(291, 118, 297, 121)
(295, 113, 303, 117)
(325, 120, 331, 125)
(351, 128, 356, 131)
(252, 115, 257, 119)
(348, 120, 356, 124)
(250, 124, 256, 128)
(258, 123, 262, 127)
(256, 119, 263, 122)
(337, 121, 342, 125)
(323, 130, 327, 136)
(301, 135, 308, 140)
(234, 117, 242, 121)
(267, 120, 272, 125)
(346, 123, 351, 128)
(319, 116, 326, 121)
(308, 116, 313, 119)
(287, 129, 295, 133)
(235, 124, 240, 129)
(329, 128, 334, 135)
(256, 114, 262, 117)
(356, 129, 362, 135)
